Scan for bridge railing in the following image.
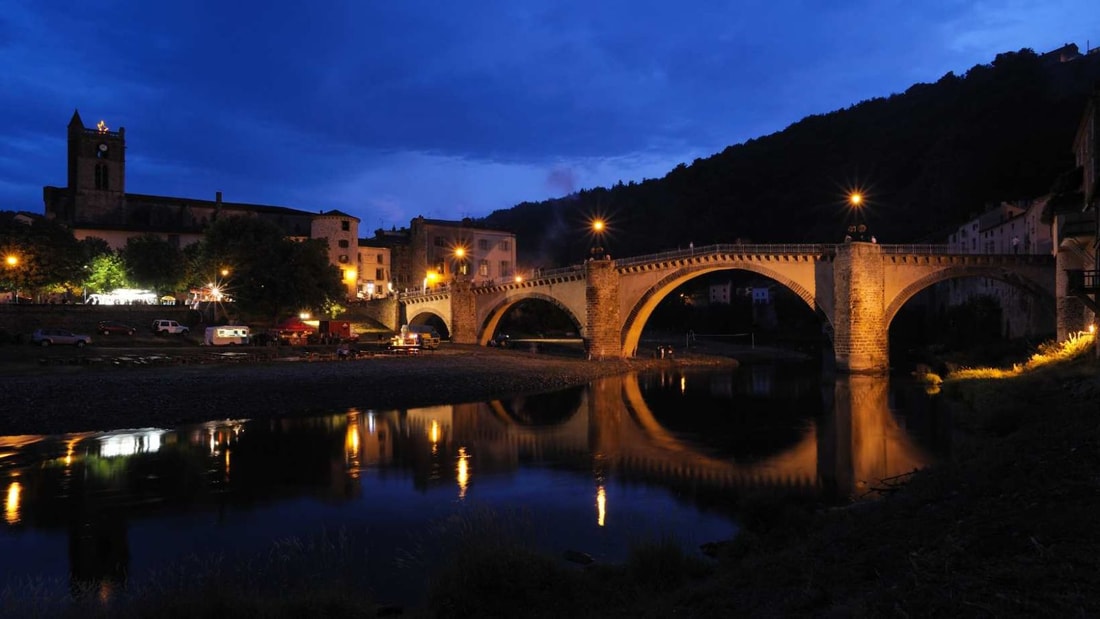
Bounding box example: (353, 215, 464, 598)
(614, 243, 831, 267)
(878, 244, 956, 255)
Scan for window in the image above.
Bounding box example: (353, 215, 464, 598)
(341, 220, 350, 231)
(338, 239, 349, 248)
(478, 260, 489, 276)
(500, 261, 511, 277)
(376, 268, 384, 280)
(94, 164, 109, 190)
(434, 236, 446, 247)
(478, 239, 490, 251)
(499, 240, 511, 251)
(377, 254, 384, 264)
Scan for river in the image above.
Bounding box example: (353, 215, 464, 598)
(0, 363, 948, 608)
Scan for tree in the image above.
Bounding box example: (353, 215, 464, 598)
(122, 234, 185, 293)
(85, 253, 131, 293)
(197, 216, 344, 320)
(0, 211, 84, 300)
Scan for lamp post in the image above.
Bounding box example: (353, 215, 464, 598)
(848, 192, 870, 242)
(4, 254, 19, 304)
(590, 218, 606, 260)
(452, 246, 467, 282)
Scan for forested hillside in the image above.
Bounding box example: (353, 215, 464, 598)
(481, 48, 1100, 269)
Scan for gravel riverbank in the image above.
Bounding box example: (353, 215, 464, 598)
(1, 345, 736, 436)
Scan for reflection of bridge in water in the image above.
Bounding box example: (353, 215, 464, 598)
(1, 370, 937, 599)
(373, 372, 935, 502)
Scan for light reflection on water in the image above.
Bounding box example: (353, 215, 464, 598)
(0, 365, 947, 605)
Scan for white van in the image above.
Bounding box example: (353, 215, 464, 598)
(204, 325, 250, 346)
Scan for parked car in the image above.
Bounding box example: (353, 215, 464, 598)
(151, 319, 190, 335)
(31, 328, 92, 347)
(98, 320, 137, 336)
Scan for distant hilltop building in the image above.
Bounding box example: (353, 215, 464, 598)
(39, 110, 517, 300)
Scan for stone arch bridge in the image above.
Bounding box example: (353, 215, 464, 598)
(393, 242, 1054, 373)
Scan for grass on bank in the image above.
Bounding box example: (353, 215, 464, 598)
(949, 330, 1096, 380)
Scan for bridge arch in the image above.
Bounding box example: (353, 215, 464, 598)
(619, 263, 826, 358)
(884, 265, 1055, 328)
(477, 291, 584, 346)
(407, 309, 451, 337)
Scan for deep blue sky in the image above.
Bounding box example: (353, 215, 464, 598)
(2, 2, 1097, 231)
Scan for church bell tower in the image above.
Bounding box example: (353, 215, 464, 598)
(66, 109, 126, 224)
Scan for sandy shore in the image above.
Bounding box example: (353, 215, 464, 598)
(2, 345, 736, 436)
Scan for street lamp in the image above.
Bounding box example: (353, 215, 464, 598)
(4, 254, 19, 304)
(452, 246, 468, 281)
(847, 192, 870, 242)
(590, 218, 607, 259)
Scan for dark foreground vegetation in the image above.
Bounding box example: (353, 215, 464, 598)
(3, 341, 1097, 617)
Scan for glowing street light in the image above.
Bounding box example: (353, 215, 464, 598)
(590, 218, 608, 259)
(452, 246, 468, 280)
(845, 191, 871, 242)
(4, 255, 17, 268)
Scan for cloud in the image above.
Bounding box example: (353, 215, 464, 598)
(2, 0, 1097, 224)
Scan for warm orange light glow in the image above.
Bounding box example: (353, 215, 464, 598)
(426, 271, 439, 283)
(430, 419, 441, 444)
(454, 247, 466, 259)
(457, 447, 470, 499)
(5, 481, 21, 525)
(345, 420, 361, 468)
(96, 120, 108, 133)
(514, 275, 523, 283)
(592, 219, 606, 233)
(596, 485, 607, 527)
(299, 311, 311, 320)
(849, 192, 863, 207)
(1090, 324, 1097, 335)
(344, 268, 357, 282)
(220, 268, 230, 277)
(4, 255, 16, 267)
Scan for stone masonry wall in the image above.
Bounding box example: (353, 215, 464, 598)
(833, 243, 888, 373)
(449, 281, 478, 344)
(357, 296, 400, 332)
(1055, 249, 1092, 341)
(585, 259, 621, 359)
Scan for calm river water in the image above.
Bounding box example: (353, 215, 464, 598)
(0, 363, 948, 607)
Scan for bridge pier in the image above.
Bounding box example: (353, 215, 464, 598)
(1055, 249, 1093, 341)
(450, 280, 478, 344)
(833, 243, 888, 374)
(586, 258, 622, 359)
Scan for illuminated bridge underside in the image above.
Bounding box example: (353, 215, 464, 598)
(399, 244, 1055, 372)
(399, 374, 934, 496)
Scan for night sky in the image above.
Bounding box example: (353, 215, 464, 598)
(2, 1, 1097, 231)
